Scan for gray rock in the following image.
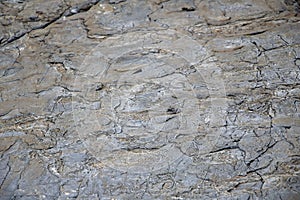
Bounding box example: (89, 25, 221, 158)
(0, 0, 299, 199)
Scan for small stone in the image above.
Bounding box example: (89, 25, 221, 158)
(95, 83, 104, 91)
(295, 58, 300, 66)
(98, 4, 114, 13)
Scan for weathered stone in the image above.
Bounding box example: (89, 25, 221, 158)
(0, 0, 299, 199)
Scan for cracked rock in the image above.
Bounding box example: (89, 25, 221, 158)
(0, 0, 299, 199)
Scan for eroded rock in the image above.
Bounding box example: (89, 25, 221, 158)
(0, 0, 299, 199)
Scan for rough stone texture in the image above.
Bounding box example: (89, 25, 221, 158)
(0, 0, 300, 199)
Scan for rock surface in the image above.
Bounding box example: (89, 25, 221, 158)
(0, 0, 300, 199)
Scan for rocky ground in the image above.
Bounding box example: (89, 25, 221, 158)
(0, 0, 300, 199)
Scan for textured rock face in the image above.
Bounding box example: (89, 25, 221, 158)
(0, 0, 299, 199)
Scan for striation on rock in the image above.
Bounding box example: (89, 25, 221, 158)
(0, 0, 299, 199)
